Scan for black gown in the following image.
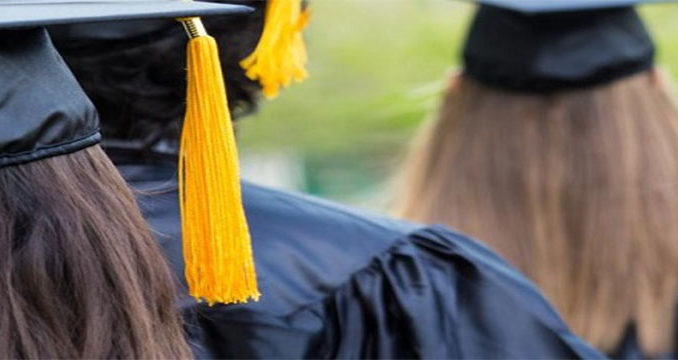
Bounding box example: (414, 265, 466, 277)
(114, 153, 602, 359)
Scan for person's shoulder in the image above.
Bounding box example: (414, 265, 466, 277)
(242, 181, 419, 238)
(202, 184, 602, 359)
(240, 181, 542, 314)
(242, 182, 422, 235)
(240, 182, 424, 312)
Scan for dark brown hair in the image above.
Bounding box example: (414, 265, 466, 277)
(396, 70, 678, 354)
(0, 145, 191, 358)
(52, 2, 266, 145)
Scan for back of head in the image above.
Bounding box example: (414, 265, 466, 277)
(0, 27, 190, 358)
(50, 1, 266, 144)
(0, 147, 190, 358)
(396, 4, 678, 355)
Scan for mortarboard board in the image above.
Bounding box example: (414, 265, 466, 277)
(0, 0, 250, 28)
(461, 0, 677, 92)
(0, 0, 260, 306)
(47, 0, 310, 98)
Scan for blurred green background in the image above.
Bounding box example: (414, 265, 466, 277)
(237, 0, 678, 209)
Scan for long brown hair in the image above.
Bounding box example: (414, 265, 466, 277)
(396, 70, 678, 354)
(0, 145, 191, 358)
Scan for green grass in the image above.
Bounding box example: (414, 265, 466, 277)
(236, 0, 678, 202)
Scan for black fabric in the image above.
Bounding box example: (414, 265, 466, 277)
(610, 325, 644, 359)
(115, 156, 604, 359)
(463, 5, 655, 93)
(0, 0, 251, 29)
(472, 0, 663, 13)
(0, 28, 100, 168)
(609, 324, 678, 359)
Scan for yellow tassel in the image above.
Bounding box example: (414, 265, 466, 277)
(240, 0, 310, 98)
(179, 18, 259, 305)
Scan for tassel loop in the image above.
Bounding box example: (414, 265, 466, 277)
(180, 17, 208, 39)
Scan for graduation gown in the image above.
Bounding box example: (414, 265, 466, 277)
(113, 154, 602, 359)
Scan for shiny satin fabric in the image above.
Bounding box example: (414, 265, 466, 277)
(115, 156, 603, 359)
(0, 28, 100, 168)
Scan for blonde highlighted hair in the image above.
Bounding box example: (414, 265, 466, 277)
(396, 70, 678, 354)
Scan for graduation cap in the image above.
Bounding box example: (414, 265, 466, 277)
(0, 0, 264, 305)
(468, 0, 669, 13)
(48, 0, 310, 98)
(462, 0, 675, 92)
(0, 28, 100, 169)
(0, 0, 250, 28)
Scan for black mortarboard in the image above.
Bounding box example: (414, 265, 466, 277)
(0, 0, 250, 28)
(0, 0, 249, 167)
(49, 0, 310, 98)
(469, 0, 669, 13)
(462, 0, 675, 92)
(0, 27, 99, 168)
(0, 0, 258, 306)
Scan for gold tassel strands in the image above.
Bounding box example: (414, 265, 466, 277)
(240, 0, 310, 98)
(178, 17, 259, 305)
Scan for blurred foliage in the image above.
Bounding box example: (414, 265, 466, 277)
(236, 0, 678, 203)
(642, 4, 678, 77)
(237, 0, 471, 154)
